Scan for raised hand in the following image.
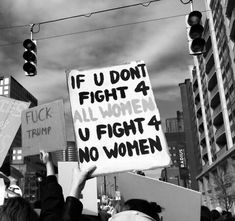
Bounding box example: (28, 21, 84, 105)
(69, 165, 96, 199)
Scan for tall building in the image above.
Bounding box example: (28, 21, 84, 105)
(179, 79, 202, 191)
(66, 141, 78, 161)
(225, 0, 235, 60)
(161, 111, 189, 188)
(165, 111, 184, 133)
(186, 0, 235, 210)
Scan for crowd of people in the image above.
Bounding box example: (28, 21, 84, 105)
(0, 150, 163, 221)
(0, 150, 235, 221)
(201, 205, 235, 221)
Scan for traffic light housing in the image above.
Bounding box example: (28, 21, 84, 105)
(185, 11, 205, 55)
(23, 39, 37, 76)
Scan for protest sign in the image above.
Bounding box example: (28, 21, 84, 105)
(118, 172, 201, 221)
(67, 61, 171, 176)
(0, 96, 30, 166)
(58, 162, 98, 215)
(22, 99, 66, 156)
(0, 178, 5, 206)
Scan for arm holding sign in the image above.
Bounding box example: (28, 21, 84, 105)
(63, 165, 96, 221)
(68, 164, 96, 199)
(40, 150, 55, 176)
(40, 150, 96, 221)
(40, 150, 64, 221)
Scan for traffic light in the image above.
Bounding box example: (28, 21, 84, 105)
(185, 11, 205, 55)
(23, 39, 37, 76)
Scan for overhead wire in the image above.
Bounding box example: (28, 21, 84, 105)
(37, 0, 160, 26)
(0, 9, 209, 48)
(0, 24, 29, 30)
(0, 0, 160, 31)
(36, 12, 192, 41)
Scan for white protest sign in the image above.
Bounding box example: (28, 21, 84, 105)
(67, 61, 171, 176)
(58, 162, 98, 215)
(0, 178, 5, 206)
(22, 99, 66, 156)
(118, 172, 201, 221)
(0, 96, 30, 166)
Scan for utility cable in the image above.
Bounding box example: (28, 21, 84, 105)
(0, 0, 160, 32)
(37, 0, 160, 25)
(0, 9, 209, 48)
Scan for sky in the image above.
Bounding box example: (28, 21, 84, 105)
(0, 0, 205, 140)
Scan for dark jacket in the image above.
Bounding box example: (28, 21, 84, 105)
(40, 175, 83, 221)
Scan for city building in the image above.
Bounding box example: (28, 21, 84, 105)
(165, 111, 184, 133)
(179, 79, 202, 191)
(186, 0, 235, 210)
(52, 141, 78, 163)
(225, 0, 235, 59)
(160, 111, 189, 188)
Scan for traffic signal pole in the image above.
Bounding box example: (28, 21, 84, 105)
(182, 0, 233, 155)
(187, 0, 213, 165)
(30, 24, 34, 40)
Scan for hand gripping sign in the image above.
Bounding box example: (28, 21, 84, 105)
(67, 61, 171, 176)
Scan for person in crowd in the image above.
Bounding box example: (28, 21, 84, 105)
(222, 211, 232, 220)
(211, 209, 221, 221)
(0, 150, 96, 221)
(109, 200, 123, 217)
(223, 217, 235, 221)
(0, 197, 39, 221)
(110, 198, 163, 221)
(201, 205, 212, 221)
(40, 150, 96, 221)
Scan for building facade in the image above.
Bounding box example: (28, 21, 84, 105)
(188, 0, 235, 210)
(179, 79, 202, 191)
(160, 111, 189, 188)
(165, 111, 184, 133)
(225, 0, 235, 60)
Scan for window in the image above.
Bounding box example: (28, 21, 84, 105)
(4, 78, 9, 85)
(12, 148, 23, 164)
(17, 149, 22, 154)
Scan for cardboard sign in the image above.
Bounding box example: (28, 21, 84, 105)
(118, 172, 201, 221)
(67, 61, 171, 176)
(0, 178, 5, 206)
(58, 162, 98, 216)
(22, 99, 66, 156)
(0, 96, 30, 166)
